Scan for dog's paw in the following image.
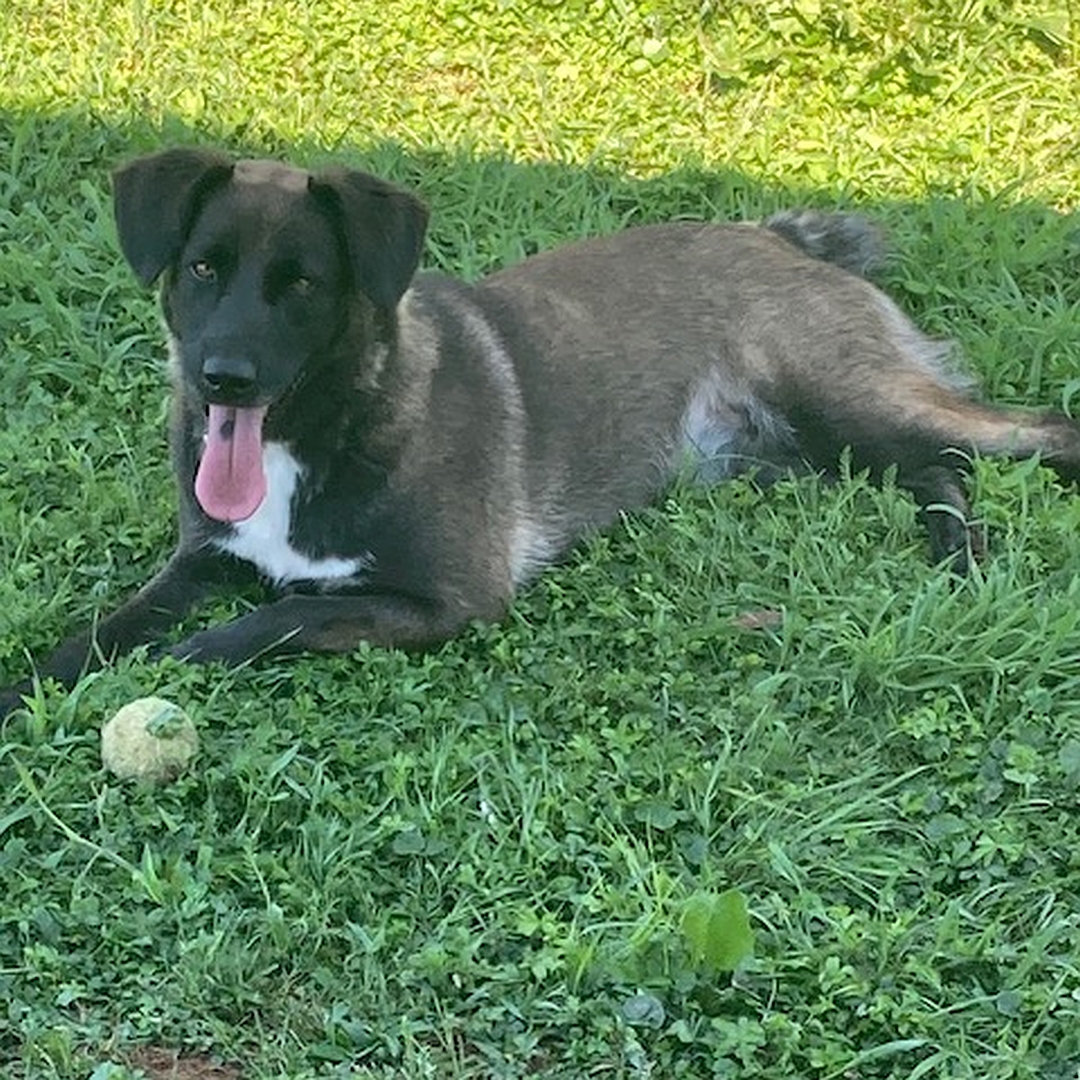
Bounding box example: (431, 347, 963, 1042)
(165, 623, 254, 665)
(164, 631, 217, 664)
(0, 683, 32, 719)
(165, 609, 305, 667)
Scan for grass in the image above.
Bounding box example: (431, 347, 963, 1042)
(2, 0, 1080, 1077)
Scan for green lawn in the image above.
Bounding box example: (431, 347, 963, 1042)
(2, 2, 1080, 1077)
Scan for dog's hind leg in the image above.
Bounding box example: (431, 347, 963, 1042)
(785, 378, 1080, 568)
(898, 459, 984, 570)
(888, 396, 1080, 568)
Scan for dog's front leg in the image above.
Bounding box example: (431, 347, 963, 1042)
(0, 550, 253, 716)
(168, 592, 473, 666)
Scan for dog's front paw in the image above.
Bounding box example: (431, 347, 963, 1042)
(165, 629, 222, 664)
(164, 619, 275, 666)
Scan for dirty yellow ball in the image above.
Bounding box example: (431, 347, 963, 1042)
(101, 697, 198, 783)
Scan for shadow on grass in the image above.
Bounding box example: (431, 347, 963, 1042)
(2, 103, 1079, 679)
(6, 103, 1079, 267)
(4, 100, 1080, 1080)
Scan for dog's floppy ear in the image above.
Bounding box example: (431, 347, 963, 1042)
(309, 168, 429, 309)
(112, 147, 234, 286)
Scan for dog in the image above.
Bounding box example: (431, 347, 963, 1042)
(2, 146, 1079, 716)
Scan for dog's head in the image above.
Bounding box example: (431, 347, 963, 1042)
(111, 147, 428, 522)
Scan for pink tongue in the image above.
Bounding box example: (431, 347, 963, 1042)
(195, 405, 269, 522)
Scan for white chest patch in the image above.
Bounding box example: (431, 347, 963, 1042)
(212, 442, 369, 585)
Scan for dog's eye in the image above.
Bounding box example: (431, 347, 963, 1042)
(291, 275, 314, 296)
(190, 260, 217, 283)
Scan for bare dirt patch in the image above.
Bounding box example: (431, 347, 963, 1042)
(123, 1047, 242, 1080)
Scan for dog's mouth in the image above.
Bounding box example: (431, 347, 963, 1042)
(195, 404, 270, 523)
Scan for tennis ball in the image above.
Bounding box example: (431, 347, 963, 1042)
(101, 697, 198, 783)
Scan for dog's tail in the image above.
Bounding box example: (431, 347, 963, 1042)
(763, 209, 886, 278)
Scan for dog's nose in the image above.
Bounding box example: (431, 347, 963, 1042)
(201, 356, 257, 401)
